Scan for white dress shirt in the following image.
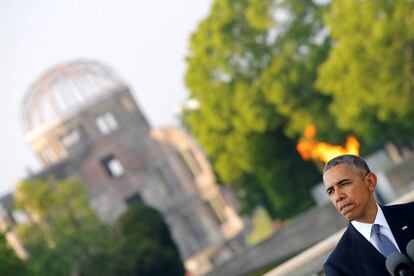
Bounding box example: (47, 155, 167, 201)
(351, 204, 400, 253)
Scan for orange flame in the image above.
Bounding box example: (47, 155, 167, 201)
(297, 124, 360, 164)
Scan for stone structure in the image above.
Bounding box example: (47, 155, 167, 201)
(1, 60, 243, 275)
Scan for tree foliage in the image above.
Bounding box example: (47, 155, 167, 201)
(317, 0, 414, 144)
(14, 178, 185, 276)
(184, 0, 335, 218)
(185, 0, 414, 218)
(15, 178, 106, 276)
(0, 233, 28, 275)
(116, 202, 185, 276)
(81, 201, 185, 276)
(246, 206, 273, 246)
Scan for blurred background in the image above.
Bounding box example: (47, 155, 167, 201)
(1, 0, 414, 275)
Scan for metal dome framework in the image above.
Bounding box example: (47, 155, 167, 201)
(22, 60, 127, 134)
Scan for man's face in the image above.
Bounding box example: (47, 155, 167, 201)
(323, 163, 377, 222)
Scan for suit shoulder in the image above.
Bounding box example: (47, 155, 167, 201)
(325, 229, 353, 264)
(325, 224, 363, 275)
(385, 201, 414, 212)
(324, 231, 352, 275)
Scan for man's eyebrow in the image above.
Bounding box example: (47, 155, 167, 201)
(335, 178, 351, 186)
(325, 178, 351, 192)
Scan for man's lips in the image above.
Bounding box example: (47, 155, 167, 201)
(339, 203, 353, 214)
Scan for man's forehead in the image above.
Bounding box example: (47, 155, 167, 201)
(322, 163, 352, 185)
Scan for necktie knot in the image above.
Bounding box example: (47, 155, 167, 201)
(372, 223, 381, 234)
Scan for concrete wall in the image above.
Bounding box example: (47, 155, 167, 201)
(386, 154, 414, 195)
(208, 203, 347, 276)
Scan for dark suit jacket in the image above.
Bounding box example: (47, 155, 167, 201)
(324, 201, 414, 276)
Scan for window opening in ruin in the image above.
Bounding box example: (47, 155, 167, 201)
(174, 151, 194, 178)
(41, 146, 57, 164)
(206, 199, 226, 224)
(174, 148, 202, 179)
(181, 148, 202, 177)
(60, 129, 80, 148)
(125, 192, 143, 206)
(95, 112, 118, 134)
(101, 154, 124, 177)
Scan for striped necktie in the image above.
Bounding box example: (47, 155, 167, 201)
(372, 224, 398, 257)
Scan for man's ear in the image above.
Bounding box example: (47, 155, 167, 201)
(366, 172, 377, 192)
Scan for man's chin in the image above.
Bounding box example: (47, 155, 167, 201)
(341, 211, 355, 221)
(344, 215, 354, 221)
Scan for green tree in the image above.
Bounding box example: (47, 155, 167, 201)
(15, 178, 108, 276)
(246, 206, 273, 246)
(84, 201, 185, 276)
(15, 179, 185, 276)
(184, 0, 336, 218)
(0, 233, 28, 275)
(317, 0, 414, 144)
(117, 202, 185, 276)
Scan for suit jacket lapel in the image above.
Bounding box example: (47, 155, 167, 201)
(348, 223, 384, 259)
(347, 223, 387, 274)
(381, 205, 413, 254)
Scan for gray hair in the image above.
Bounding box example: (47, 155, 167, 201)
(323, 154, 371, 176)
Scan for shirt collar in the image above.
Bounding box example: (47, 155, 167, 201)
(351, 204, 389, 240)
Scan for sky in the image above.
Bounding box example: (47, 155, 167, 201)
(0, 0, 212, 196)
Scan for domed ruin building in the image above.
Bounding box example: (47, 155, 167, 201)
(13, 60, 243, 274)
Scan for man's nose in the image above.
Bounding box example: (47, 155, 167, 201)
(333, 190, 345, 202)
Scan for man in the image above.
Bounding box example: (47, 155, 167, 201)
(323, 154, 414, 275)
